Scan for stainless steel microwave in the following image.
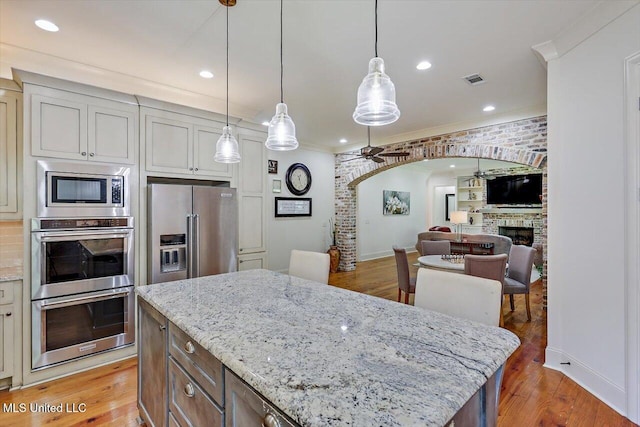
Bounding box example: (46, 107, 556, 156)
(37, 160, 131, 217)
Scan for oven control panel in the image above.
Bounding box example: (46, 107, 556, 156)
(33, 217, 133, 231)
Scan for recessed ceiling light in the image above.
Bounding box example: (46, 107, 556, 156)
(339, 138, 347, 144)
(449, 164, 455, 168)
(199, 70, 214, 79)
(483, 105, 496, 112)
(416, 61, 432, 70)
(262, 121, 270, 126)
(35, 19, 59, 32)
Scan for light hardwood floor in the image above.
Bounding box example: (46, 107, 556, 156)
(1, 253, 637, 426)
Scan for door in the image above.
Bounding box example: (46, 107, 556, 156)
(145, 113, 193, 174)
(31, 94, 87, 160)
(193, 125, 232, 178)
(88, 105, 136, 164)
(193, 187, 238, 277)
(148, 184, 192, 284)
(0, 92, 18, 215)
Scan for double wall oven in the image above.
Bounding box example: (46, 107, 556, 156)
(31, 161, 135, 370)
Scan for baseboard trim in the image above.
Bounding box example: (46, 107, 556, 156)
(544, 347, 626, 417)
(359, 247, 417, 262)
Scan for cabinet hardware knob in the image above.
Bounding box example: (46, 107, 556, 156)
(184, 341, 195, 354)
(89, 152, 94, 157)
(262, 413, 280, 427)
(183, 383, 195, 398)
(189, 167, 194, 171)
(159, 325, 166, 331)
(195, 168, 199, 171)
(81, 152, 87, 156)
(239, 260, 244, 263)
(5, 312, 11, 317)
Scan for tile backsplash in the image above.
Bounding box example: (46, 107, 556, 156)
(0, 220, 23, 270)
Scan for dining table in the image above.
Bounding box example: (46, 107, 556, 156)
(417, 254, 541, 283)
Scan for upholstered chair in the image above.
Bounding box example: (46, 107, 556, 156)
(393, 246, 416, 304)
(464, 254, 508, 326)
(503, 245, 537, 321)
(420, 240, 452, 256)
(414, 268, 502, 327)
(288, 250, 330, 284)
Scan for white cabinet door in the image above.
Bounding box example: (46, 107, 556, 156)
(238, 253, 267, 271)
(238, 135, 266, 254)
(0, 93, 18, 214)
(0, 304, 14, 380)
(88, 105, 136, 164)
(31, 94, 87, 160)
(145, 114, 193, 174)
(193, 125, 232, 178)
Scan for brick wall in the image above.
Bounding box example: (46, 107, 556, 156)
(334, 115, 548, 305)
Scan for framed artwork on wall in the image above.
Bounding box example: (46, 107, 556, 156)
(383, 190, 410, 215)
(275, 197, 312, 217)
(268, 160, 278, 174)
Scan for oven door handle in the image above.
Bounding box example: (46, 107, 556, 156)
(39, 289, 132, 311)
(36, 230, 133, 241)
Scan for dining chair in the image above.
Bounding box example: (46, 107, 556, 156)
(414, 268, 502, 326)
(464, 254, 508, 326)
(288, 250, 330, 284)
(393, 246, 416, 304)
(420, 240, 451, 256)
(503, 245, 537, 321)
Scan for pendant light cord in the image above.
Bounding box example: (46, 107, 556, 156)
(374, 0, 378, 58)
(226, 4, 230, 126)
(280, 0, 284, 103)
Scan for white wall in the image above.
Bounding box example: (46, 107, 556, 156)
(266, 148, 335, 272)
(356, 166, 429, 260)
(546, 4, 640, 418)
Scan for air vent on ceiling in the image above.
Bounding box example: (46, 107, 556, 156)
(462, 73, 485, 86)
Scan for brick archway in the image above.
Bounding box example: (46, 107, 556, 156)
(334, 116, 547, 272)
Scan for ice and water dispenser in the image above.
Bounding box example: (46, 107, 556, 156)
(159, 234, 186, 273)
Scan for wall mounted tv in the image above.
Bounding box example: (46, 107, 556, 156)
(486, 174, 542, 206)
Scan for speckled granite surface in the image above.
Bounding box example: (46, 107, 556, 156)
(136, 269, 520, 427)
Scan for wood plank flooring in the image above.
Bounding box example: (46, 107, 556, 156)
(0, 254, 636, 426)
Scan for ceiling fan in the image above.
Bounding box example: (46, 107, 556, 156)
(342, 127, 410, 163)
(472, 157, 497, 180)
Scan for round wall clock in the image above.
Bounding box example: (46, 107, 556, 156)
(285, 163, 312, 196)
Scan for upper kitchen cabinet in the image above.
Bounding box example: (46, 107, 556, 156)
(0, 79, 22, 219)
(15, 71, 138, 165)
(138, 97, 232, 180)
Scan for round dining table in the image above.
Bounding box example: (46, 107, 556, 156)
(417, 254, 541, 283)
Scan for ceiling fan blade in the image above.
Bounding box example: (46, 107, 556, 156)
(342, 156, 365, 162)
(377, 152, 409, 157)
(368, 146, 384, 156)
(372, 157, 385, 163)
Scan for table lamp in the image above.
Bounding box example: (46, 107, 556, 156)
(450, 211, 468, 242)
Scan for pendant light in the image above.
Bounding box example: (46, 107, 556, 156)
(265, 0, 298, 151)
(353, 0, 400, 126)
(214, 0, 241, 163)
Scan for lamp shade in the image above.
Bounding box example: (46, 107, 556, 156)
(353, 57, 400, 126)
(265, 103, 299, 151)
(450, 211, 468, 225)
(214, 126, 241, 163)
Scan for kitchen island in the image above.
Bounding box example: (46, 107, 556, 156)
(136, 269, 520, 427)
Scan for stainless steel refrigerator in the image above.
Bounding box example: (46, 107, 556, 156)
(148, 184, 238, 284)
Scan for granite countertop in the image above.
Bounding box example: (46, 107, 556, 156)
(0, 266, 22, 282)
(136, 269, 520, 427)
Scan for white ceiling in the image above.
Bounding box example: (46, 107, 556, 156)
(0, 0, 599, 151)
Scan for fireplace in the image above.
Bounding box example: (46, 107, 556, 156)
(499, 226, 534, 246)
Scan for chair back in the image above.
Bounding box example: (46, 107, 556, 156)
(420, 240, 451, 256)
(507, 245, 536, 288)
(288, 250, 330, 284)
(393, 246, 411, 293)
(414, 268, 502, 326)
(464, 254, 508, 287)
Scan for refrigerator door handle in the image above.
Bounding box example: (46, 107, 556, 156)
(193, 214, 200, 277)
(186, 214, 193, 278)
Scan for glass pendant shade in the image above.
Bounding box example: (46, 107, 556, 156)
(353, 57, 400, 126)
(265, 103, 299, 151)
(214, 126, 241, 163)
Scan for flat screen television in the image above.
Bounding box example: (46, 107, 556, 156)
(486, 174, 542, 206)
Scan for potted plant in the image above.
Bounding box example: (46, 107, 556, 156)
(327, 218, 340, 273)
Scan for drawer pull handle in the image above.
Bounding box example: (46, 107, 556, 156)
(262, 413, 280, 427)
(5, 312, 11, 317)
(183, 383, 195, 398)
(184, 341, 195, 354)
(81, 151, 87, 156)
(159, 325, 166, 331)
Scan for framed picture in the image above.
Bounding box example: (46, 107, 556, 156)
(272, 179, 282, 193)
(275, 197, 312, 217)
(268, 160, 278, 174)
(445, 193, 455, 221)
(383, 190, 410, 215)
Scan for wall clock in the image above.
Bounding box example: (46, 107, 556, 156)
(285, 163, 312, 196)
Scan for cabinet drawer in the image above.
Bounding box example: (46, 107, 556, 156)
(169, 322, 224, 405)
(169, 358, 223, 427)
(168, 411, 181, 427)
(0, 283, 14, 305)
(225, 370, 297, 427)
